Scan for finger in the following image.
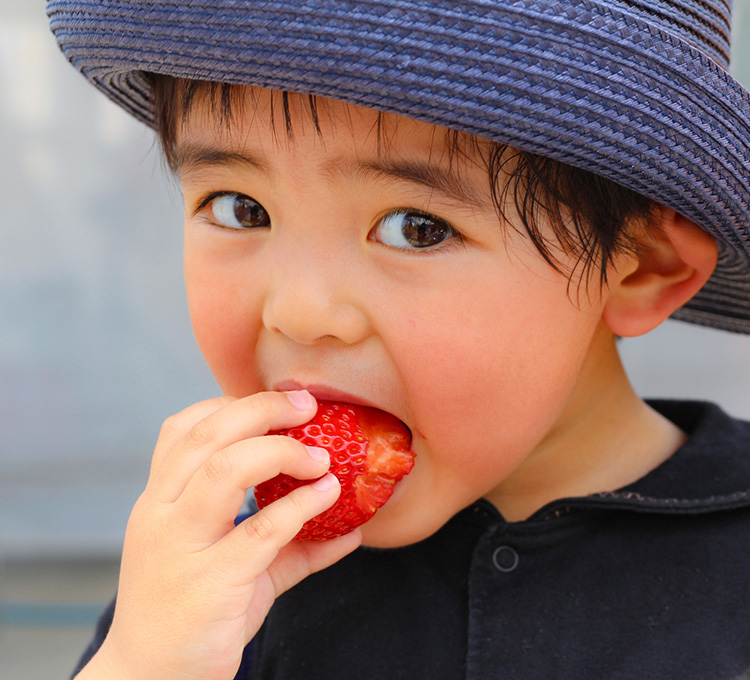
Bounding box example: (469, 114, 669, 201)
(149, 390, 318, 502)
(149, 396, 234, 480)
(211, 473, 342, 577)
(175, 436, 331, 544)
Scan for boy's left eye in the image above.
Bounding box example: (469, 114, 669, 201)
(371, 210, 460, 251)
(204, 192, 271, 229)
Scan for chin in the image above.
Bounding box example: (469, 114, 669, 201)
(356, 506, 445, 549)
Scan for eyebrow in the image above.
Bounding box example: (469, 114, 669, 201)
(176, 144, 269, 175)
(352, 159, 489, 209)
(175, 144, 489, 208)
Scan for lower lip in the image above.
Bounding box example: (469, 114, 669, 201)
(387, 476, 410, 506)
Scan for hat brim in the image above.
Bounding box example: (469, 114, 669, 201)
(48, 0, 750, 332)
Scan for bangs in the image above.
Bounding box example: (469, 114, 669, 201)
(150, 75, 486, 174)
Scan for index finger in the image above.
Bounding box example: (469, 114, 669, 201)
(148, 390, 318, 502)
(149, 395, 234, 479)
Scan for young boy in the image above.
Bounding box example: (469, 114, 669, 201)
(48, 1, 750, 678)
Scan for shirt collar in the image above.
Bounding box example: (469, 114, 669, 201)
(555, 400, 750, 517)
(624, 400, 750, 499)
(467, 401, 750, 525)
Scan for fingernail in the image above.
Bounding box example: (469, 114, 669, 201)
(287, 390, 314, 410)
(306, 446, 329, 463)
(310, 473, 337, 491)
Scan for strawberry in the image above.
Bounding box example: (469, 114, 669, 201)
(254, 401, 414, 540)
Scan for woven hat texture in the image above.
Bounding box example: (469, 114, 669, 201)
(47, 0, 750, 333)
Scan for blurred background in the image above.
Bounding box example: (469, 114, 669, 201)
(1, 1, 750, 677)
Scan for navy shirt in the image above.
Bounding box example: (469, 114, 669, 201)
(73, 401, 750, 679)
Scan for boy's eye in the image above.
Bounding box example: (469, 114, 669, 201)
(372, 210, 459, 250)
(206, 193, 270, 229)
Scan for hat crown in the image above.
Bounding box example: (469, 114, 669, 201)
(612, 0, 733, 67)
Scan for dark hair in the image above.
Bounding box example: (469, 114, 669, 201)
(150, 73, 656, 288)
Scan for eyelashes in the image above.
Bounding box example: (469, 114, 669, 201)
(372, 210, 461, 251)
(198, 192, 270, 229)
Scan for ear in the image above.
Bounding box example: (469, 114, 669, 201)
(602, 207, 718, 337)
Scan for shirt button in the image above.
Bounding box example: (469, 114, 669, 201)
(492, 545, 519, 572)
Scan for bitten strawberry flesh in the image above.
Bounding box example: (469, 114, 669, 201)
(254, 401, 414, 540)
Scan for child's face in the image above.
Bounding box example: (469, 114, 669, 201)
(178, 88, 617, 546)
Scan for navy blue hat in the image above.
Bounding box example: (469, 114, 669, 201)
(47, 0, 750, 332)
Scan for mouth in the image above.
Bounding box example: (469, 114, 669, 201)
(273, 380, 412, 438)
(274, 380, 381, 411)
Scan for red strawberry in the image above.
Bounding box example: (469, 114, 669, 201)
(254, 401, 414, 540)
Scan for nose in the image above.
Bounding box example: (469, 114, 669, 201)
(261, 243, 371, 346)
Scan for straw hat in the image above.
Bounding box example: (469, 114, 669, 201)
(47, 0, 750, 332)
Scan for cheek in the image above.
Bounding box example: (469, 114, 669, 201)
(388, 269, 603, 480)
(184, 240, 264, 395)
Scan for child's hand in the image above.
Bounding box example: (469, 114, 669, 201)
(76, 390, 361, 680)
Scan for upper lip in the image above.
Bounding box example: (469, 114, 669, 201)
(273, 380, 381, 411)
(273, 380, 413, 440)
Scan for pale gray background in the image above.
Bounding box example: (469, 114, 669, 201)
(1, 1, 750, 561)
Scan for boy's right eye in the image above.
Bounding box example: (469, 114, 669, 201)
(203, 192, 271, 230)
